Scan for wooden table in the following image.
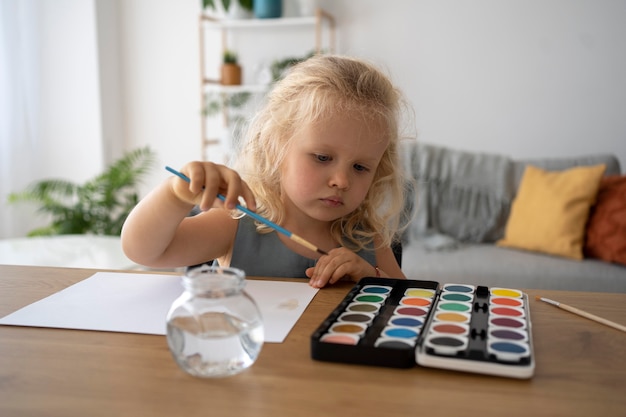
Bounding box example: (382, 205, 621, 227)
(0, 265, 624, 417)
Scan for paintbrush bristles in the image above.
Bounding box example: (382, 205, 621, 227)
(536, 296, 559, 306)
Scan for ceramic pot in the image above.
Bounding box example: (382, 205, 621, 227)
(254, 0, 282, 19)
(221, 63, 242, 86)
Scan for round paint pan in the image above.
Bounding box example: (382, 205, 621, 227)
(399, 297, 432, 307)
(442, 284, 475, 293)
(404, 288, 436, 298)
(375, 337, 415, 349)
(433, 311, 471, 324)
(337, 311, 375, 325)
(425, 334, 468, 356)
(490, 305, 525, 318)
(489, 316, 526, 329)
(487, 340, 530, 362)
(437, 301, 472, 313)
(394, 306, 430, 317)
(488, 327, 528, 343)
(345, 302, 381, 314)
(490, 287, 523, 299)
(320, 333, 360, 345)
(440, 292, 473, 302)
(381, 326, 420, 340)
(353, 294, 387, 304)
(329, 322, 368, 336)
(490, 297, 524, 307)
(430, 322, 470, 336)
(388, 316, 424, 328)
(360, 285, 392, 295)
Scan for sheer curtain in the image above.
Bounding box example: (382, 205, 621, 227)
(0, 0, 43, 239)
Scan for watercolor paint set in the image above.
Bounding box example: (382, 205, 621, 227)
(310, 278, 535, 379)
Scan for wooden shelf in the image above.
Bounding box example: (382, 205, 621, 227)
(199, 8, 336, 161)
(201, 15, 318, 29)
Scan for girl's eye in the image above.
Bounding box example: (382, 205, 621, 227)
(354, 164, 369, 172)
(314, 154, 331, 162)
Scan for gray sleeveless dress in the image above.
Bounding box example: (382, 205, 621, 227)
(229, 216, 376, 278)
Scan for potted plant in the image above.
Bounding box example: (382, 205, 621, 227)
(221, 49, 242, 86)
(7, 146, 157, 236)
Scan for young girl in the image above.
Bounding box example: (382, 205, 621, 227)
(121, 54, 408, 288)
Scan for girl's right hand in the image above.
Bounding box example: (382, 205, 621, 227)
(169, 161, 257, 212)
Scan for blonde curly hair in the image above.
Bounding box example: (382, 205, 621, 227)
(234, 54, 409, 251)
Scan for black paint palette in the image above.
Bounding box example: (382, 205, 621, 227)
(310, 278, 535, 379)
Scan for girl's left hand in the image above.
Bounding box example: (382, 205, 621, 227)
(305, 247, 378, 288)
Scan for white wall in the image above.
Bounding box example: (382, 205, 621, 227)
(332, 0, 626, 164)
(117, 0, 202, 193)
(95, 0, 125, 164)
(38, 1, 104, 178)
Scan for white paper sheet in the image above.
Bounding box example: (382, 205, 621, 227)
(0, 272, 319, 343)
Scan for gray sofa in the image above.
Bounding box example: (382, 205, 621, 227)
(400, 141, 626, 293)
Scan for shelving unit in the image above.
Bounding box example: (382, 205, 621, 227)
(198, 9, 336, 162)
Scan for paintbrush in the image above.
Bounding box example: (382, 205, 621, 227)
(165, 166, 328, 256)
(536, 296, 626, 333)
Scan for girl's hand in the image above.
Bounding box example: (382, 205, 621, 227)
(169, 161, 256, 212)
(305, 247, 380, 288)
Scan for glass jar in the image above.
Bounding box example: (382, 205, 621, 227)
(166, 265, 264, 378)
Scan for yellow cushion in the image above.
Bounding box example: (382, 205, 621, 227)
(497, 164, 606, 260)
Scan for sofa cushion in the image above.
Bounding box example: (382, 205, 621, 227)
(584, 175, 626, 266)
(497, 164, 605, 260)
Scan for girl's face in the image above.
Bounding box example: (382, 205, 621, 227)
(279, 113, 388, 224)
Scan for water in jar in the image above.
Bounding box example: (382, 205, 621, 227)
(167, 311, 264, 378)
